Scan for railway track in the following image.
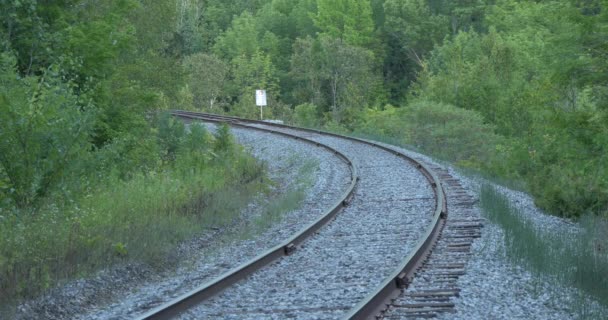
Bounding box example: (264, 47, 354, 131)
(137, 111, 466, 319)
(380, 166, 482, 319)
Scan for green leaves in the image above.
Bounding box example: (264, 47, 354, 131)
(314, 0, 375, 48)
(384, 0, 448, 59)
(0, 54, 94, 208)
(113, 242, 128, 257)
(290, 35, 376, 122)
(386, 0, 608, 217)
(182, 53, 229, 110)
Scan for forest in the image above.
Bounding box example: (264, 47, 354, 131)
(1, 0, 607, 305)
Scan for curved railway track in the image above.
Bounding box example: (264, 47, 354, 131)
(137, 111, 453, 319)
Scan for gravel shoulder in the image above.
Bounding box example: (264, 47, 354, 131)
(438, 171, 608, 320)
(366, 139, 608, 320)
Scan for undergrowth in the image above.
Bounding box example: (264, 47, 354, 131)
(0, 122, 267, 310)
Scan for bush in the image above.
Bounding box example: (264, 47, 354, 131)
(355, 101, 503, 168)
(0, 55, 94, 208)
(213, 123, 235, 153)
(501, 107, 608, 218)
(356, 105, 403, 137)
(157, 112, 187, 160)
(293, 103, 320, 128)
(402, 100, 502, 167)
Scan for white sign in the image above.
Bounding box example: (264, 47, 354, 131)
(256, 90, 267, 106)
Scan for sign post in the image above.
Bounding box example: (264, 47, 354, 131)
(256, 89, 267, 120)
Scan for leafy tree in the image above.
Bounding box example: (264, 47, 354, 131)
(212, 11, 281, 115)
(290, 36, 325, 106)
(384, 0, 448, 66)
(408, 0, 608, 217)
(318, 36, 375, 121)
(382, 0, 449, 99)
(416, 28, 538, 136)
(290, 35, 376, 122)
(129, 0, 177, 53)
(229, 50, 279, 117)
(214, 13, 256, 58)
(183, 53, 229, 109)
(0, 0, 79, 75)
(314, 0, 375, 48)
(289, 0, 319, 37)
(423, 0, 489, 33)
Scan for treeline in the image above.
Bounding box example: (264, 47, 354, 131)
(1, 0, 188, 208)
(165, 0, 607, 219)
(4, 1, 604, 218)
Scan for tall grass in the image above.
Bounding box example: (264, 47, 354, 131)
(0, 143, 266, 306)
(480, 184, 608, 311)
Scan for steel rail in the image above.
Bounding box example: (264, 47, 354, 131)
(136, 112, 359, 320)
(172, 111, 449, 320)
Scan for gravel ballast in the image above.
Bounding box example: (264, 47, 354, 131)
(182, 124, 434, 320)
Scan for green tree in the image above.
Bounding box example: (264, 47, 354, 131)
(384, 0, 448, 66)
(289, 0, 319, 37)
(290, 36, 376, 122)
(183, 53, 229, 110)
(229, 50, 279, 117)
(0, 0, 79, 75)
(411, 0, 608, 217)
(212, 10, 281, 115)
(382, 0, 449, 99)
(314, 0, 375, 48)
(290, 36, 324, 106)
(214, 12, 261, 60)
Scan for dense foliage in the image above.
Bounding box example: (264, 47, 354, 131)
(137, 0, 607, 219)
(0, 0, 267, 304)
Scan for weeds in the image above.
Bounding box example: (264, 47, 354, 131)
(0, 124, 267, 310)
(480, 184, 608, 315)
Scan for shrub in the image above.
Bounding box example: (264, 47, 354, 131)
(401, 100, 502, 167)
(293, 103, 320, 128)
(0, 55, 94, 208)
(157, 112, 187, 160)
(354, 101, 503, 169)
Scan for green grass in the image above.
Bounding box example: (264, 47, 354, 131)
(480, 184, 608, 316)
(0, 148, 267, 308)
